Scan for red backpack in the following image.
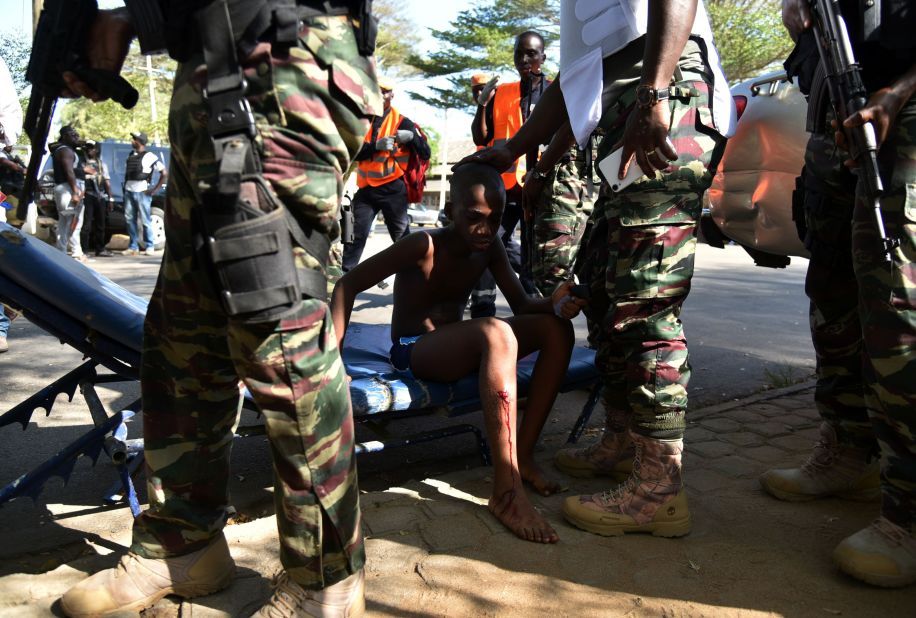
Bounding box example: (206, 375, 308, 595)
(403, 124, 430, 204)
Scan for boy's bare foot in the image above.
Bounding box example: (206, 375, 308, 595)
(520, 460, 563, 496)
(488, 488, 559, 543)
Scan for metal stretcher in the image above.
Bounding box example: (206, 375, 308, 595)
(0, 221, 601, 515)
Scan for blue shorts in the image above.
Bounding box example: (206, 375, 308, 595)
(389, 335, 422, 371)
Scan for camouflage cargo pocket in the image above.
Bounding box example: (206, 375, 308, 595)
(616, 80, 722, 227)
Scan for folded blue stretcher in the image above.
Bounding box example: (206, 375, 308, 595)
(0, 221, 601, 515)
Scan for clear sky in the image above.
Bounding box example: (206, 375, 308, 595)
(0, 0, 478, 139)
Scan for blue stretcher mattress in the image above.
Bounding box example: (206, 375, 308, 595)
(0, 222, 598, 417)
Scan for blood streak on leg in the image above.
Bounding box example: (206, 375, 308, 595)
(496, 388, 518, 486)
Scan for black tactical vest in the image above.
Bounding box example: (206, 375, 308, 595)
(125, 151, 152, 182)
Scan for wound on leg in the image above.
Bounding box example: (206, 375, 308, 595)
(497, 388, 519, 487)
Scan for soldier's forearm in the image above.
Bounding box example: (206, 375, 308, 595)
(504, 80, 567, 159)
(641, 0, 698, 89)
(533, 123, 575, 174)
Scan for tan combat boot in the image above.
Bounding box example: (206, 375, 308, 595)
(252, 569, 365, 617)
(833, 517, 916, 588)
(60, 534, 235, 617)
(759, 423, 879, 502)
(555, 407, 635, 479)
(562, 432, 691, 537)
(555, 430, 635, 479)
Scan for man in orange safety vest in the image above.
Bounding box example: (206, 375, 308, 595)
(343, 77, 430, 271)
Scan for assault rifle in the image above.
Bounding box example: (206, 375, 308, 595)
(17, 0, 139, 221)
(808, 0, 898, 263)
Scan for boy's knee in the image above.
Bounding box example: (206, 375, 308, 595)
(479, 318, 518, 354)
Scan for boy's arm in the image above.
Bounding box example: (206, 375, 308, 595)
(487, 242, 585, 318)
(330, 231, 433, 352)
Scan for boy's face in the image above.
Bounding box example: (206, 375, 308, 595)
(450, 184, 504, 252)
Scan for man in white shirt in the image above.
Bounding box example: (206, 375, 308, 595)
(51, 125, 87, 261)
(123, 131, 166, 255)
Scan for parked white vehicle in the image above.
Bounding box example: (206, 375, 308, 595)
(704, 71, 810, 267)
(407, 203, 440, 227)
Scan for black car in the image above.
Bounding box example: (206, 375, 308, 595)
(36, 140, 169, 251)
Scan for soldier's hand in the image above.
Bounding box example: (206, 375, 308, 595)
(375, 136, 397, 151)
(833, 87, 907, 168)
(62, 9, 134, 102)
(455, 145, 515, 173)
(615, 105, 677, 180)
(782, 0, 812, 42)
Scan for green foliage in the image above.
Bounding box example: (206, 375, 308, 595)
(60, 45, 175, 144)
(0, 29, 32, 95)
(374, 0, 423, 77)
(421, 125, 440, 165)
(406, 0, 559, 111)
(707, 0, 794, 83)
(0, 29, 32, 143)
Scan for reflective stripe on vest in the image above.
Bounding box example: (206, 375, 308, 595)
(488, 81, 525, 190)
(356, 107, 410, 188)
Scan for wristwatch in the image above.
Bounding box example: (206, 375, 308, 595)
(635, 85, 671, 109)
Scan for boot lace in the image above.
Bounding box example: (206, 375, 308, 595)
(872, 517, 912, 548)
(258, 571, 310, 618)
(799, 435, 838, 477)
(596, 441, 644, 504)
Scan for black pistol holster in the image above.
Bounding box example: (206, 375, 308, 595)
(194, 0, 329, 324)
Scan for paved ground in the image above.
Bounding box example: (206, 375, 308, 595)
(2, 381, 914, 617)
(2, 234, 911, 616)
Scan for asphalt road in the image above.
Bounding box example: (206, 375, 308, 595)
(0, 228, 814, 565)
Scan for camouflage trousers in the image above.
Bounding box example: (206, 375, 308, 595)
(804, 98, 916, 532)
(529, 154, 589, 296)
(132, 15, 380, 589)
(801, 126, 870, 449)
(577, 73, 725, 441)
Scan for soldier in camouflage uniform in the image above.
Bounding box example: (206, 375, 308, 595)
(760, 0, 916, 588)
(524, 143, 591, 297)
(58, 3, 381, 617)
(465, 1, 733, 538)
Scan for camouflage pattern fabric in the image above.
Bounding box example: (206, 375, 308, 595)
(529, 147, 589, 296)
(131, 15, 381, 590)
(848, 98, 915, 532)
(579, 68, 726, 441)
(801, 123, 873, 450)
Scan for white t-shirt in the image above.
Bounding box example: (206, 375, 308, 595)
(559, 0, 736, 147)
(124, 151, 165, 193)
(0, 57, 22, 146)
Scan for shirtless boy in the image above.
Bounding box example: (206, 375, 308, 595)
(331, 163, 584, 544)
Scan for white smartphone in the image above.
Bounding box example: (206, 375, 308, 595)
(598, 147, 647, 193)
(598, 138, 677, 192)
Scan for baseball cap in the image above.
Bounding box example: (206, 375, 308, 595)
(470, 73, 489, 87)
(130, 132, 148, 145)
(83, 139, 97, 147)
(377, 76, 395, 92)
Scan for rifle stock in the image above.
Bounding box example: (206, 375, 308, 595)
(808, 0, 898, 262)
(17, 0, 138, 221)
